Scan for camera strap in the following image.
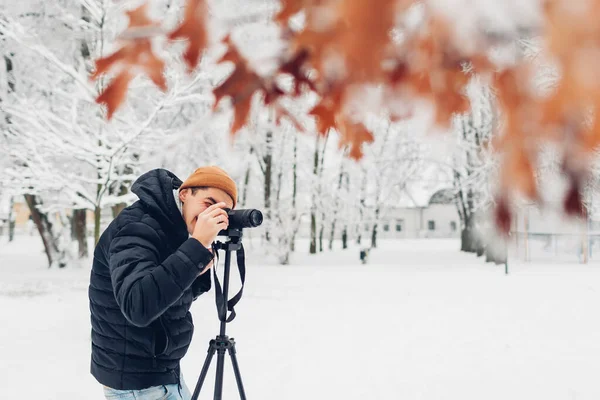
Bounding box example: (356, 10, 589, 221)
(212, 243, 246, 323)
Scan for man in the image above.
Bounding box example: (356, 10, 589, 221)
(89, 166, 237, 400)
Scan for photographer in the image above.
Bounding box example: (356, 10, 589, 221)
(89, 166, 237, 400)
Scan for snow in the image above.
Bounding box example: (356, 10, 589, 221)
(1, 236, 600, 399)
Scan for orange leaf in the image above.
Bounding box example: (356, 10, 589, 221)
(213, 65, 262, 111)
(494, 196, 512, 235)
(263, 83, 285, 105)
(212, 36, 270, 134)
(309, 90, 343, 135)
(217, 35, 243, 64)
(231, 96, 253, 134)
(292, 24, 339, 78)
(125, 3, 156, 28)
(142, 46, 168, 90)
(338, 118, 374, 160)
(309, 103, 337, 135)
(564, 179, 585, 218)
(388, 61, 408, 86)
(91, 48, 127, 81)
(501, 146, 538, 200)
(434, 89, 470, 127)
(96, 71, 134, 119)
(279, 49, 316, 95)
(336, 0, 397, 81)
(91, 3, 167, 118)
(275, 0, 305, 25)
(494, 67, 536, 145)
(168, 0, 208, 72)
(291, 0, 398, 84)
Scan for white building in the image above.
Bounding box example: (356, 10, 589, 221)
(296, 187, 461, 240)
(378, 188, 460, 239)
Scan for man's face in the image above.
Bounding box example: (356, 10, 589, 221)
(179, 187, 234, 235)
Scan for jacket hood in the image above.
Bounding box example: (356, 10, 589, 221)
(131, 169, 188, 240)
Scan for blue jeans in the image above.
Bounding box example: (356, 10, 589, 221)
(103, 376, 192, 400)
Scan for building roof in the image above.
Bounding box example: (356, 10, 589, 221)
(428, 188, 456, 205)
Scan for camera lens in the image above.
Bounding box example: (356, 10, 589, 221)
(226, 208, 263, 229)
(248, 210, 263, 227)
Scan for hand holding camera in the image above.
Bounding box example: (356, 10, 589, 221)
(192, 202, 229, 249)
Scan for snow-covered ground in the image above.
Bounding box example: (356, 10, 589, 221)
(1, 236, 600, 399)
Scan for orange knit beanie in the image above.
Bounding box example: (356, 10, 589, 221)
(179, 166, 237, 207)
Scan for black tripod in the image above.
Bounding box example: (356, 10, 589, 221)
(191, 229, 247, 400)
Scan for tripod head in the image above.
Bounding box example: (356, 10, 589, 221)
(214, 228, 243, 251)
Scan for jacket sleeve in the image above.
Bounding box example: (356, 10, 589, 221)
(109, 221, 214, 327)
(191, 271, 212, 300)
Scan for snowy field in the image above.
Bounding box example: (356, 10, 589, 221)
(1, 236, 600, 399)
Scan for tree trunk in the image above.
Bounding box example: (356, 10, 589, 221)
(111, 203, 126, 219)
(371, 206, 380, 249)
(310, 135, 320, 254)
(8, 196, 15, 242)
(72, 209, 88, 258)
(476, 237, 485, 257)
(328, 219, 336, 251)
(263, 131, 272, 243)
(2, 53, 16, 126)
(309, 213, 317, 254)
(371, 223, 378, 249)
(110, 156, 137, 219)
(3, 49, 16, 241)
(341, 226, 348, 249)
(24, 194, 66, 268)
(329, 161, 346, 251)
(290, 135, 298, 253)
(460, 215, 477, 253)
(94, 206, 101, 245)
(369, 124, 392, 250)
(319, 214, 325, 252)
(356, 171, 367, 246)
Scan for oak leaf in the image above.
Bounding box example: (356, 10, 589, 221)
(91, 3, 166, 119)
(335, 0, 397, 81)
(309, 103, 337, 135)
(337, 117, 374, 160)
(275, 0, 306, 25)
(213, 36, 287, 134)
(494, 196, 512, 235)
(168, 0, 208, 72)
(95, 72, 133, 120)
(279, 49, 316, 95)
(501, 146, 538, 201)
(563, 178, 585, 217)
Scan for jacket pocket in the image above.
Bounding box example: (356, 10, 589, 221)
(153, 318, 169, 357)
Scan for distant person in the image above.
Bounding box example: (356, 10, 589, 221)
(360, 247, 370, 264)
(88, 167, 237, 400)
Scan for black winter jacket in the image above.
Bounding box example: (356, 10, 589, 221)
(89, 169, 214, 390)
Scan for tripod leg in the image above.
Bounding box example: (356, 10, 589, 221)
(192, 341, 217, 400)
(213, 345, 227, 400)
(228, 340, 247, 400)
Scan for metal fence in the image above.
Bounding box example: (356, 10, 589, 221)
(509, 230, 600, 264)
